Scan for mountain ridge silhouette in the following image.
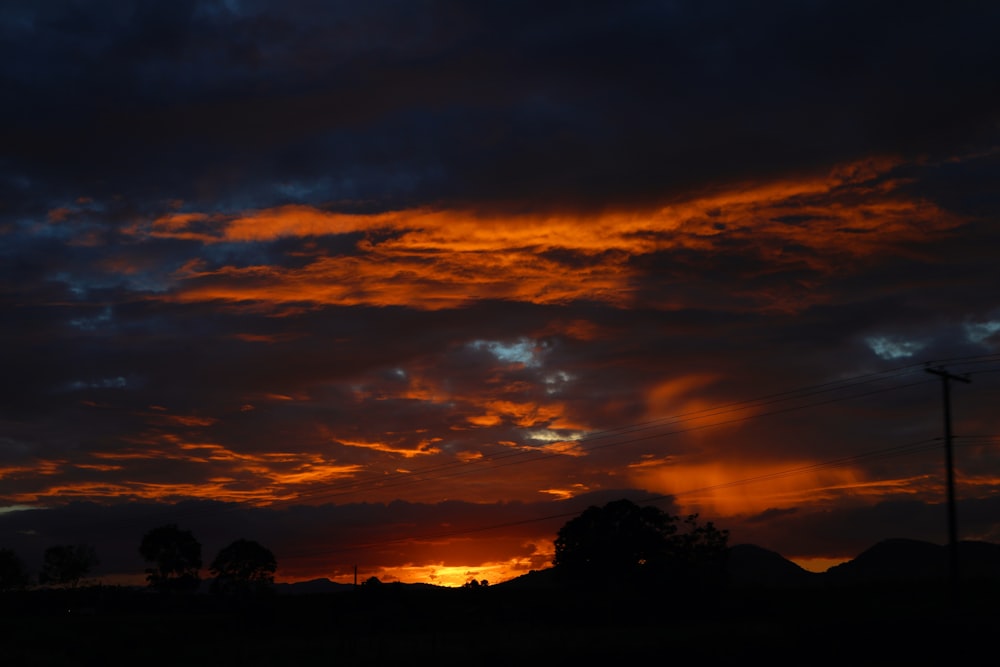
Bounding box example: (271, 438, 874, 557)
(493, 538, 1000, 590)
(707, 537, 1000, 587)
(257, 538, 1000, 593)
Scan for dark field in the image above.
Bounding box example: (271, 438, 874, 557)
(2, 582, 997, 666)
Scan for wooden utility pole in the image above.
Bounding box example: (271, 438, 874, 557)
(925, 365, 970, 608)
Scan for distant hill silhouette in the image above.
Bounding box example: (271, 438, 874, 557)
(726, 543, 821, 587)
(274, 578, 354, 595)
(825, 538, 1000, 584)
(250, 539, 1000, 593)
(494, 538, 1000, 590)
(491, 544, 820, 589)
(272, 578, 447, 594)
(493, 567, 560, 590)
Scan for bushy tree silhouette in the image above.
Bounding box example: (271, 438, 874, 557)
(553, 498, 729, 590)
(139, 523, 202, 593)
(0, 548, 30, 592)
(209, 538, 277, 598)
(39, 544, 98, 588)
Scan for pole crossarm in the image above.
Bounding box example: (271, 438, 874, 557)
(924, 366, 972, 384)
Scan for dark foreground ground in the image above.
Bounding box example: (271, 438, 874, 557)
(2, 580, 997, 666)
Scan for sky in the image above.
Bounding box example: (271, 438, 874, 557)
(2, 0, 999, 588)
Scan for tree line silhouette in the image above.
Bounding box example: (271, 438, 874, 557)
(5, 501, 999, 665)
(1, 500, 728, 597)
(0, 523, 277, 598)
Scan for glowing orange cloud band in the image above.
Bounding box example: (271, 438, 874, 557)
(131, 157, 962, 312)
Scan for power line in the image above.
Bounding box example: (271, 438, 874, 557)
(270, 357, 1000, 563)
(276, 436, 946, 561)
(290, 353, 998, 504)
(101, 354, 1000, 519)
(13, 355, 997, 571)
(264, 363, 944, 507)
(48, 359, 998, 523)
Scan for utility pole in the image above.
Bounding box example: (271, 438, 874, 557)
(925, 365, 970, 609)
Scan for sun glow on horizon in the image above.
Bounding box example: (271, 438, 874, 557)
(791, 556, 852, 573)
(279, 540, 556, 588)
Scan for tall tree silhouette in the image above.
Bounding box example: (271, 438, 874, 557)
(139, 524, 202, 593)
(39, 544, 98, 588)
(209, 538, 277, 598)
(553, 498, 729, 590)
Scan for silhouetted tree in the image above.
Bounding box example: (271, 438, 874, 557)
(553, 498, 729, 590)
(39, 544, 98, 588)
(209, 538, 277, 598)
(0, 548, 30, 592)
(139, 523, 202, 593)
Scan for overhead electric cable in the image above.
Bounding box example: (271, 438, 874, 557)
(267, 374, 937, 506)
(31, 355, 998, 552)
(277, 436, 947, 560)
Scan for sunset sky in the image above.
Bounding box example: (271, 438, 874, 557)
(2, 0, 999, 588)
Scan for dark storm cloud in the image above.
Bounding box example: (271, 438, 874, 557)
(2, 0, 997, 212)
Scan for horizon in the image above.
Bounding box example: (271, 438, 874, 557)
(2, 1, 999, 589)
(13, 531, 991, 590)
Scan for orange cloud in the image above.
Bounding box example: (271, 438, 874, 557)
(18, 480, 281, 504)
(166, 246, 631, 310)
(477, 400, 570, 429)
(271, 457, 365, 486)
(630, 459, 938, 518)
(0, 460, 67, 480)
(144, 157, 962, 313)
(539, 484, 589, 500)
(154, 414, 219, 427)
(646, 374, 721, 419)
(4, 438, 363, 506)
(148, 211, 215, 239)
(337, 438, 443, 458)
